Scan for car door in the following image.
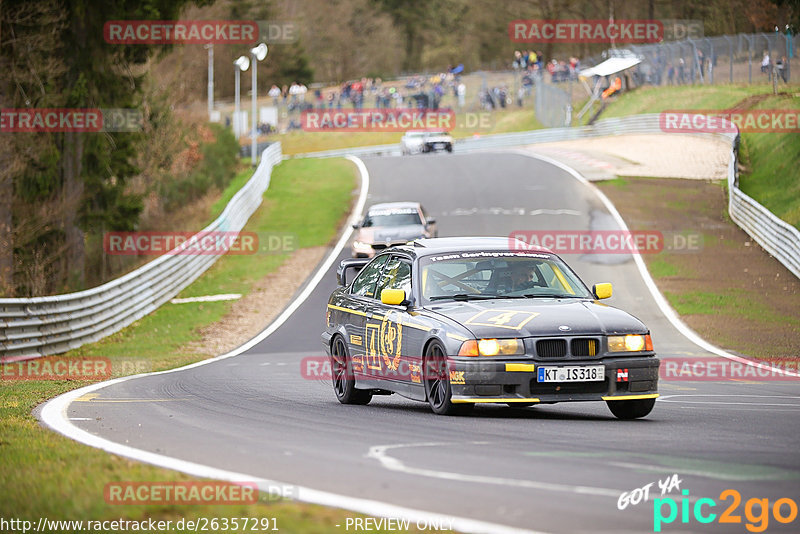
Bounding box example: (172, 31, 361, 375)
(344, 254, 390, 374)
(365, 255, 425, 395)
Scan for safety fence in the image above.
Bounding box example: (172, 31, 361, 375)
(0, 143, 283, 361)
(582, 31, 798, 86)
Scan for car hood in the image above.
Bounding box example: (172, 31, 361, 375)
(423, 298, 646, 338)
(356, 225, 427, 244)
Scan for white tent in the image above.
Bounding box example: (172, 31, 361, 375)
(577, 51, 643, 121)
(579, 56, 642, 78)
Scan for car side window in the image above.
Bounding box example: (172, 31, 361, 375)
(350, 255, 389, 298)
(375, 257, 412, 299)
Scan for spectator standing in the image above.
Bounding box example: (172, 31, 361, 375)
(457, 82, 466, 108)
(268, 84, 281, 107)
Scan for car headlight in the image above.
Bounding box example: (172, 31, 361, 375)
(458, 338, 524, 356)
(608, 334, 653, 352)
(352, 241, 371, 251)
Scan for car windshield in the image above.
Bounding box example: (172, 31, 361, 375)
(363, 209, 422, 227)
(420, 251, 592, 303)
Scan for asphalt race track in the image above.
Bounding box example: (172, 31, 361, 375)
(56, 153, 800, 533)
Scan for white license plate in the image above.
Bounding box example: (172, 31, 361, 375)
(434, 143, 445, 148)
(537, 365, 605, 382)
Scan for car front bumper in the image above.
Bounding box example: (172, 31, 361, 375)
(447, 356, 660, 404)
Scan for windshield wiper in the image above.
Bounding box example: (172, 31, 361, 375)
(429, 294, 497, 301)
(521, 293, 584, 299)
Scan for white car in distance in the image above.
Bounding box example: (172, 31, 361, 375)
(400, 130, 453, 155)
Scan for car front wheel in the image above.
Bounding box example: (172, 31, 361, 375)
(423, 341, 472, 415)
(606, 398, 655, 419)
(331, 336, 372, 405)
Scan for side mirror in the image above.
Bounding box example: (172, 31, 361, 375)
(592, 283, 612, 300)
(337, 258, 369, 286)
(351, 223, 360, 229)
(426, 217, 436, 226)
(380, 288, 406, 306)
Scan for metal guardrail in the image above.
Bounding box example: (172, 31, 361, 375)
(0, 143, 283, 361)
(297, 114, 800, 279)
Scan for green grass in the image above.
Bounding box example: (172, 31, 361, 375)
(665, 290, 798, 326)
(737, 94, 800, 228)
(0, 157, 400, 533)
(600, 85, 768, 118)
(646, 256, 681, 278)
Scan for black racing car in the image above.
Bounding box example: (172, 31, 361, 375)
(321, 237, 660, 419)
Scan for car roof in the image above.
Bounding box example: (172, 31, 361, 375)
(366, 201, 421, 212)
(391, 237, 554, 258)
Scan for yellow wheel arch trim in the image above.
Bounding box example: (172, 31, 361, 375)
(602, 394, 659, 401)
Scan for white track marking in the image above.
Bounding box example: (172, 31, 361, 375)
(40, 156, 546, 534)
(368, 442, 620, 498)
(170, 294, 242, 303)
(510, 149, 800, 379)
(658, 394, 800, 407)
(528, 208, 582, 216)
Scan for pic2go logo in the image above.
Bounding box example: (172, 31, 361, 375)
(654, 489, 798, 532)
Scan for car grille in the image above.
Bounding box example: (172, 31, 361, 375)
(536, 339, 567, 358)
(571, 338, 599, 357)
(534, 337, 600, 358)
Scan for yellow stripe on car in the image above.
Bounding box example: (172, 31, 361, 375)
(602, 394, 659, 401)
(327, 304, 366, 316)
(452, 398, 540, 404)
(505, 363, 536, 372)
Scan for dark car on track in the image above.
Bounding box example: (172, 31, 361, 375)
(322, 237, 660, 418)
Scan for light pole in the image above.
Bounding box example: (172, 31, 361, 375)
(233, 55, 250, 140)
(250, 43, 268, 167)
(205, 44, 214, 121)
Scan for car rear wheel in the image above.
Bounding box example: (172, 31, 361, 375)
(423, 341, 472, 415)
(331, 336, 372, 405)
(606, 398, 655, 419)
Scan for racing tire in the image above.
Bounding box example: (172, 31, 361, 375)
(331, 336, 372, 405)
(423, 341, 473, 415)
(606, 398, 655, 420)
(445, 144, 452, 153)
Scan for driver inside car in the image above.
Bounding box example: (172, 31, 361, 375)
(509, 263, 539, 291)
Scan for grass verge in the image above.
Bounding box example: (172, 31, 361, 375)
(0, 158, 424, 533)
